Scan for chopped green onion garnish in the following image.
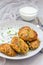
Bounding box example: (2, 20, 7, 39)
(1, 40, 4, 42)
(14, 32, 17, 35)
(7, 30, 11, 34)
(27, 41, 30, 45)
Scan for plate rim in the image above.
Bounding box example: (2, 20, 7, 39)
(0, 20, 43, 60)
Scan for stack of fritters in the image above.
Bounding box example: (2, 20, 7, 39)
(18, 26, 40, 50)
(0, 26, 40, 57)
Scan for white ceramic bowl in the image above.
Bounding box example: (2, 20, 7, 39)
(19, 7, 38, 21)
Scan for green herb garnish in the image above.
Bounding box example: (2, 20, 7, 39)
(1, 40, 4, 42)
(7, 30, 11, 34)
(27, 41, 30, 45)
(14, 32, 17, 35)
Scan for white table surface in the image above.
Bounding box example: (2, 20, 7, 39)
(0, 0, 43, 65)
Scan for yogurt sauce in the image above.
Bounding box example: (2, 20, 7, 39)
(20, 7, 38, 15)
(0, 28, 18, 44)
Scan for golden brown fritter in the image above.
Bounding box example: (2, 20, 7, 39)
(18, 26, 37, 41)
(27, 29, 37, 41)
(0, 44, 16, 56)
(10, 37, 29, 54)
(11, 37, 21, 53)
(27, 39, 40, 50)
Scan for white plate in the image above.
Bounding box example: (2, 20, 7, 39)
(0, 20, 43, 60)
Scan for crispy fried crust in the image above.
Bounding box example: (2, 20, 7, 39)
(28, 39, 40, 50)
(11, 37, 29, 54)
(18, 26, 37, 41)
(0, 44, 16, 56)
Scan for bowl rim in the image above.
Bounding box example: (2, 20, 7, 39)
(19, 6, 38, 15)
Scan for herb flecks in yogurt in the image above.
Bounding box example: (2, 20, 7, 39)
(7, 30, 11, 34)
(1, 40, 4, 42)
(0, 28, 18, 43)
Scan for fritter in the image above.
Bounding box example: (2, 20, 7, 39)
(0, 44, 16, 56)
(18, 26, 37, 41)
(10, 37, 29, 54)
(27, 39, 40, 50)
